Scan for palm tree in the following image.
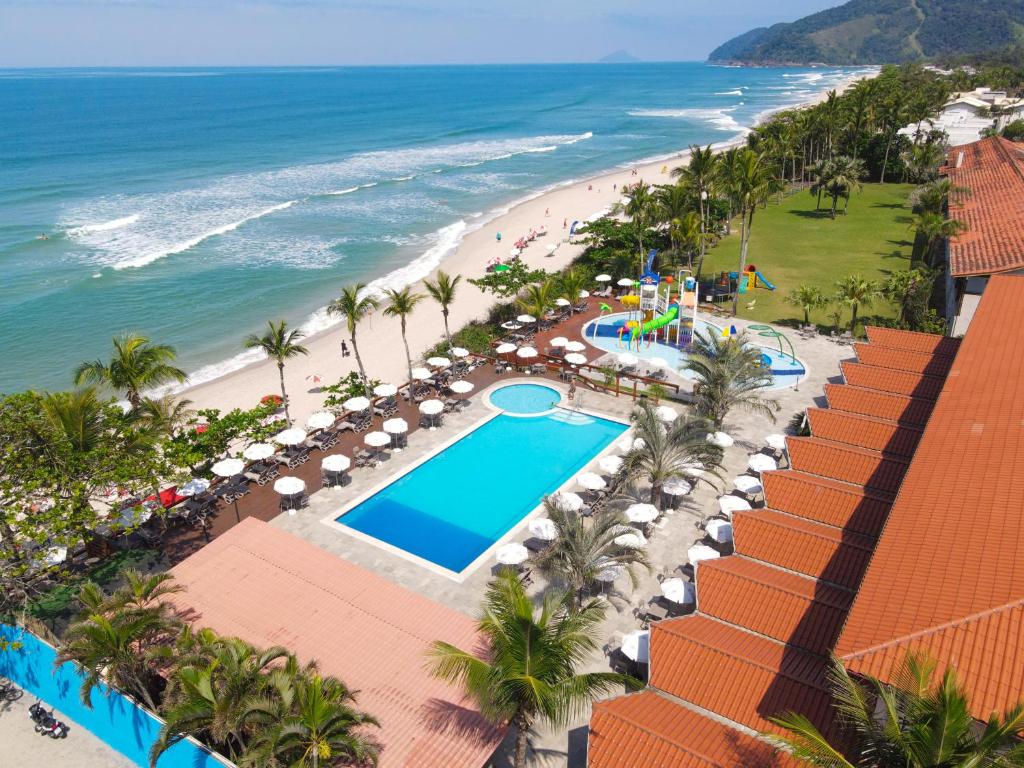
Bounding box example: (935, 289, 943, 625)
(616, 182, 655, 269)
(672, 145, 719, 277)
(136, 394, 194, 437)
(517, 278, 556, 327)
(654, 183, 691, 264)
(382, 286, 425, 385)
(74, 333, 187, 408)
(427, 571, 630, 768)
(834, 275, 879, 337)
(825, 156, 865, 218)
(683, 330, 780, 430)
(785, 285, 829, 327)
(722, 149, 778, 315)
(623, 400, 723, 506)
(39, 388, 108, 454)
(536, 499, 649, 605)
(556, 267, 590, 314)
(423, 270, 461, 350)
(768, 653, 1024, 767)
(243, 320, 308, 427)
(912, 211, 967, 268)
(809, 159, 835, 212)
(327, 283, 379, 398)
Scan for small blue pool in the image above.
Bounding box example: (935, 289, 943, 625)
(336, 403, 626, 573)
(488, 383, 560, 414)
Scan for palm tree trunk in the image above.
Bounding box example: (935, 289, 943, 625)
(513, 713, 531, 768)
(442, 309, 452, 349)
(350, 332, 371, 398)
(696, 192, 707, 279)
(850, 304, 859, 337)
(830, 194, 838, 219)
(732, 209, 752, 316)
(278, 362, 291, 427)
(649, 480, 663, 507)
(400, 319, 414, 384)
(880, 133, 894, 184)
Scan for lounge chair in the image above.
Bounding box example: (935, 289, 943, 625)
(309, 430, 337, 451)
(283, 445, 311, 468)
(353, 448, 375, 468)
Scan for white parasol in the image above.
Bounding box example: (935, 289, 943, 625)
(765, 433, 788, 451)
(546, 243, 557, 254)
(555, 298, 571, 307)
(342, 396, 371, 412)
(243, 443, 276, 462)
(451, 347, 470, 358)
(564, 353, 588, 366)
(661, 578, 695, 605)
(517, 314, 537, 323)
(733, 475, 763, 496)
(364, 431, 390, 449)
(595, 563, 624, 583)
(614, 531, 647, 548)
(179, 478, 210, 497)
(747, 454, 778, 474)
(655, 405, 678, 423)
(550, 337, 569, 347)
(273, 476, 306, 496)
(419, 399, 444, 415)
(411, 367, 433, 380)
(705, 519, 734, 544)
(306, 411, 335, 431)
(373, 383, 398, 397)
(495, 343, 517, 355)
(212, 458, 245, 477)
(662, 479, 691, 497)
(322, 454, 351, 473)
(528, 518, 558, 541)
(718, 495, 752, 518)
(273, 428, 307, 446)
(563, 341, 586, 353)
(617, 277, 635, 287)
(595, 274, 612, 283)
(576, 472, 607, 491)
(495, 542, 529, 565)
(625, 503, 659, 524)
(707, 431, 734, 448)
(681, 461, 706, 478)
(383, 418, 408, 434)
(598, 455, 623, 475)
(550, 491, 584, 512)
(427, 356, 451, 368)
(579, 290, 590, 298)
(516, 346, 538, 359)
(621, 630, 650, 663)
(687, 543, 720, 566)
(617, 436, 646, 453)
(510, 248, 521, 257)
(449, 380, 474, 394)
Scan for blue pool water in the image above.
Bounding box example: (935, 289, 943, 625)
(488, 383, 560, 415)
(0, 625, 224, 768)
(337, 406, 626, 572)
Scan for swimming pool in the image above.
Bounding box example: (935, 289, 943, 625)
(334, 386, 626, 574)
(0, 625, 225, 768)
(487, 382, 561, 415)
(582, 312, 806, 390)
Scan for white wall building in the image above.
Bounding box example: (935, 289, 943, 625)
(902, 88, 1024, 147)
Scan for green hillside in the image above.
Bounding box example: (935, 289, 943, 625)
(708, 0, 1024, 66)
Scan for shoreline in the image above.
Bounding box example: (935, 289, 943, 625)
(182, 72, 871, 422)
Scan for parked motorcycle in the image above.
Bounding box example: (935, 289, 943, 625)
(29, 701, 69, 738)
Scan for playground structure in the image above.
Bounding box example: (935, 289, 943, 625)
(617, 250, 699, 352)
(698, 264, 776, 303)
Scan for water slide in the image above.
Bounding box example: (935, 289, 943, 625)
(754, 270, 776, 290)
(630, 303, 679, 342)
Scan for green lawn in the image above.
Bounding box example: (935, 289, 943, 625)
(699, 183, 916, 328)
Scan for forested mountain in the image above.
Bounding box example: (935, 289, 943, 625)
(708, 0, 1024, 66)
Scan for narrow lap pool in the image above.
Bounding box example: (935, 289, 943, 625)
(335, 386, 626, 574)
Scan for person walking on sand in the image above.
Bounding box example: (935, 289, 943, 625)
(341, 340, 350, 358)
(545, 207, 549, 217)
(563, 218, 567, 229)
(496, 231, 501, 242)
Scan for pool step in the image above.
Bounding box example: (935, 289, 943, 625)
(549, 409, 596, 425)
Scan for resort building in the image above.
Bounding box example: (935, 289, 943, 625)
(587, 275, 1024, 767)
(902, 88, 1024, 146)
(942, 136, 1024, 334)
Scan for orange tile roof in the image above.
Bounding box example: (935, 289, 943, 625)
(805, 409, 923, 458)
(839, 362, 947, 401)
(825, 383, 936, 426)
(853, 343, 956, 376)
(864, 327, 961, 357)
(760, 470, 892, 537)
(589, 692, 804, 768)
(168, 519, 503, 768)
(944, 137, 1024, 277)
(837, 275, 1024, 720)
(786, 437, 909, 493)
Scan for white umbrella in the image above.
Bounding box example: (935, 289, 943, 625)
(647, 356, 669, 369)
(564, 353, 588, 366)
(451, 347, 470, 358)
(274, 428, 307, 446)
(546, 243, 557, 254)
(662, 479, 691, 497)
(551, 491, 584, 512)
(243, 443, 276, 462)
(365, 431, 390, 448)
(306, 411, 335, 431)
(495, 542, 529, 565)
(681, 461, 706, 478)
(411, 367, 433, 380)
(383, 418, 408, 434)
(576, 472, 607, 491)
(550, 336, 569, 347)
(706, 519, 734, 544)
(211, 458, 245, 478)
(617, 436, 645, 452)
(621, 630, 650, 663)
(322, 454, 351, 472)
(707, 431, 734, 448)
(655, 405, 678, 423)
(617, 352, 639, 366)
(614, 531, 647, 548)
(626, 503, 659, 524)
(450, 380, 474, 394)
(510, 247, 521, 257)
(766, 433, 788, 451)
(42, 546, 68, 566)
(419, 399, 444, 415)
(427, 356, 451, 368)
(555, 298, 571, 307)
(179, 478, 210, 496)
(273, 476, 306, 496)
(529, 518, 558, 541)
(617, 277, 635, 287)
(517, 346, 538, 359)
(517, 314, 537, 323)
(688, 543, 720, 566)
(500, 321, 522, 330)
(661, 578, 695, 605)
(564, 341, 586, 353)
(495, 343, 517, 355)
(373, 383, 398, 397)
(342, 396, 371, 412)
(718, 495, 751, 518)
(579, 290, 590, 299)
(595, 563, 623, 583)
(733, 475, 763, 496)
(595, 274, 612, 283)
(748, 454, 778, 474)
(598, 455, 623, 474)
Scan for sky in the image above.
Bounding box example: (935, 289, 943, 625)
(0, 0, 844, 67)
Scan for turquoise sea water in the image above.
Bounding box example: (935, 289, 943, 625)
(338, 391, 626, 572)
(0, 64, 868, 393)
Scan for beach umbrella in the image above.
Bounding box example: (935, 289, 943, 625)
(517, 314, 537, 324)
(687, 543, 720, 566)
(510, 248, 521, 257)
(419, 398, 444, 430)
(528, 517, 558, 541)
(427, 356, 451, 368)
(598, 455, 623, 475)
(576, 472, 607, 491)
(322, 454, 351, 473)
(342, 396, 371, 413)
(373, 383, 398, 397)
(555, 298, 571, 307)
(306, 411, 335, 431)
(747, 454, 778, 474)
(647, 356, 670, 369)
(450, 347, 470, 358)
(546, 243, 557, 254)
(655, 405, 678, 423)
(411, 367, 433, 381)
(733, 475, 763, 496)
(383, 417, 408, 434)
(621, 630, 649, 663)
(660, 578, 695, 605)
(274, 427, 307, 446)
(617, 352, 638, 366)
(564, 353, 588, 366)
(212, 458, 245, 478)
(179, 478, 210, 497)
(550, 336, 569, 347)
(707, 431, 734, 448)
(614, 531, 647, 549)
(617, 277, 634, 287)
(273, 476, 306, 510)
(765, 433, 788, 451)
(579, 290, 590, 299)
(551, 491, 584, 512)
(364, 431, 391, 459)
(617, 436, 645, 453)
(595, 274, 612, 283)
(718, 495, 751, 519)
(625, 503, 659, 524)
(242, 443, 276, 462)
(595, 563, 623, 584)
(495, 542, 529, 566)
(495, 343, 517, 355)
(516, 346, 538, 359)
(564, 341, 586, 353)
(681, 461, 706, 478)
(500, 321, 523, 330)
(449, 380, 474, 395)
(662, 479, 691, 497)
(706, 519, 733, 544)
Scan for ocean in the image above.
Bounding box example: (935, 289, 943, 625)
(0, 63, 868, 393)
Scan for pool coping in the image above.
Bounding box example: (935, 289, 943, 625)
(319, 379, 631, 582)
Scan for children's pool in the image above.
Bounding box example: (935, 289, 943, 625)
(334, 385, 626, 574)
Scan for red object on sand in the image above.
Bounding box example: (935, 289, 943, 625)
(261, 394, 283, 407)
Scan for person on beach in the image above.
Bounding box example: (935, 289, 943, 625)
(341, 340, 350, 358)
(587, 184, 592, 191)
(545, 207, 549, 217)
(568, 378, 576, 401)
(563, 218, 567, 228)
(496, 232, 501, 242)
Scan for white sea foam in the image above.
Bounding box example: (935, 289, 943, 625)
(66, 213, 140, 235)
(715, 89, 744, 96)
(629, 107, 744, 132)
(327, 186, 359, 196)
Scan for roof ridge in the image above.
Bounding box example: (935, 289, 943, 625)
(742, 509, 874, 550)
(993, 135, 1024, 185)
(788, 434, 908, 464)
(839, 596, 1024, 662)
(719, 556, 855, 609)
(767, 469, 897, 504)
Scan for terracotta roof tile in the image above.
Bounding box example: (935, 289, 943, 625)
(806, 408, 923, 458)
(168, 519, 504, 768)
(589, 692, 805, 768)
(837, 275, 1024, 720)
(840, 362, 947, 401)
(697, 557, 852, 654)
(864, 327, 961, 357)
(649, 616, 836, 737)
(853, 343, 955, 376)
(732, 509, 875, 590)
(761, 470, 892, 538)
(785, 437, 909, 493)
(944, 137, 1024, 277)
(825, 384, 936, 427)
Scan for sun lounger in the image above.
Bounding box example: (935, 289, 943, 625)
(353, 448, 375, 468)
(283, 445, 311, 468)
(309, 430, 337, 451)
(246, 461, 280, 486)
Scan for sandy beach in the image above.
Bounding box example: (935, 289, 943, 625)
(183, 74, 869, 423)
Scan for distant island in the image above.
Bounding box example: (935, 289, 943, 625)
(598, 50, 641, 64)
(708, 0, 1024, 66)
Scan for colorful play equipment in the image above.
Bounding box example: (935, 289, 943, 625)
(739, 264, 776, 293)
(616, 250, 700, 352)
(748, 324, 805, 376)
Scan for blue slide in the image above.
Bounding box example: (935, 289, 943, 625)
(754, 270, 776, 291)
